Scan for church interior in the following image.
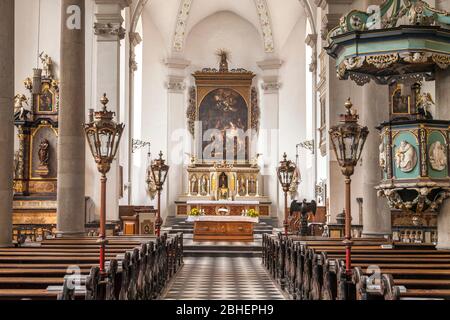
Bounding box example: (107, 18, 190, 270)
(1, 0, 450, 303)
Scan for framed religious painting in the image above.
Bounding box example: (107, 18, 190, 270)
(190, 62, 258, 165)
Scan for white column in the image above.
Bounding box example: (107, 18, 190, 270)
(0, 0, 14, 247)
(165, 57, 190, 218)
(93, 0, 130, 222)
(258, 59, 282, 221)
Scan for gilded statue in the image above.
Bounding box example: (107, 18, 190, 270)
(216, 49, 230, 72)
(395, 140, 417, 173)
(39, 52, 53, 78)
(38, 139, 50, 166)
(429, 141, 447, 171)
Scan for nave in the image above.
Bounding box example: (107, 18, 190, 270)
(162, 257, 285, 300)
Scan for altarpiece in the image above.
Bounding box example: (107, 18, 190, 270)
(176, 52, 271, 216)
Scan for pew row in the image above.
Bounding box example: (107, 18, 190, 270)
(262, 233, 450, 300)
(0, 233, 183, 300)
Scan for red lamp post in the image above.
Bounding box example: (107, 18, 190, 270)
(84, 94, 124, 272)
(329, 98, 368, 276)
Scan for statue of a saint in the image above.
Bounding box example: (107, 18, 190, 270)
(429, 141, 447, 171)
(379, 142, 386, 171)
(39, 52, 53, 78)
(38, 139, 50, 166)
(190, 175, 199, 194)
(200, 175, 208, 195)
(395, 141, 417, 173)
(417, 92, 434, 120)
(238, 175, 246, 196)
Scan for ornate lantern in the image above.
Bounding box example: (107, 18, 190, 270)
(84, 93, 124, 272)
(329, 98, 369, 276)
(151, 151, 169, 237)
(276, 152, 297, 236)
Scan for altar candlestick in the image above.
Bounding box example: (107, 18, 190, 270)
(246, 179, 249, 197)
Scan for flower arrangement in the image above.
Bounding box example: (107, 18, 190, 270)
(246, 209, 259, 218)
(189, 208, 201, 216)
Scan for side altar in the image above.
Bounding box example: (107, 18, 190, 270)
(175, 51, 271, 216)
(12, 54, 59, 241)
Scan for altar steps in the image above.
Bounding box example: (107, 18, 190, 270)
(183, 235, 263, 257)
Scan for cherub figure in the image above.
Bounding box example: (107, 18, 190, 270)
(14, 94, 29, 120)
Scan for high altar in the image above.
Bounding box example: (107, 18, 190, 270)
(175, 51, 271, 217)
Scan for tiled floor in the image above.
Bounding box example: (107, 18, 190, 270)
(163, 257, 286, 300)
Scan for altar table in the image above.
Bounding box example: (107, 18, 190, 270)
(187, 216, 259, 241)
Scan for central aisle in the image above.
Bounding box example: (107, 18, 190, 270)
(162, 257, 286, 300)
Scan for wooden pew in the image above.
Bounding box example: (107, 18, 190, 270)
(262, 233, 450, 300)
(0, 233, 184, 300)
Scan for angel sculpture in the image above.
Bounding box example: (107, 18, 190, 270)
(417, 92, 434, 120)
(14, 94, 29, 120)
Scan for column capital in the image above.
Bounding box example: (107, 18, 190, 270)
(165, 57, 191, 93)
(257, 59, 283, 93)
(94, 22, 126, 39)
(94, 0, 130, 40)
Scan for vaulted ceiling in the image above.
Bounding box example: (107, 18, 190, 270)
(133, 0, 313, 54)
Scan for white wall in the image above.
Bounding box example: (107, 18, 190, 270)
(279, 18, 311, 201)
(184, 11, 265, 76)
(131, 10, 168, 209)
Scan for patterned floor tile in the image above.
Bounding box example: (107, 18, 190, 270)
(163, 257, 285, 300)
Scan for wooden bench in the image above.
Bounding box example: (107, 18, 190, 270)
(262, 233, 450, 300)
(0, 233, 183, 300)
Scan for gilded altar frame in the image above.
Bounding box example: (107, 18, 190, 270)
(190, 69, 258, 165)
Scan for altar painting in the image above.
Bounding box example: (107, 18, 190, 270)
(199, 88, 249, 162)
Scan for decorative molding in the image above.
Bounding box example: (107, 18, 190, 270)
(261, 81, 282, 92)
(94, 22, 126, 39)
(187, 86, 196, 136)
(129, 32, 142, 72)
(173, 0, 193, 52)
(315, 0, 353, 8)
(299, 0, 317, 35)
(305, 33, 318, 49)
(166, 78, 186, 92)
(251, 87, 260, 133)
(254, 0, 275, 53)
(321, 13, 341, 40)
